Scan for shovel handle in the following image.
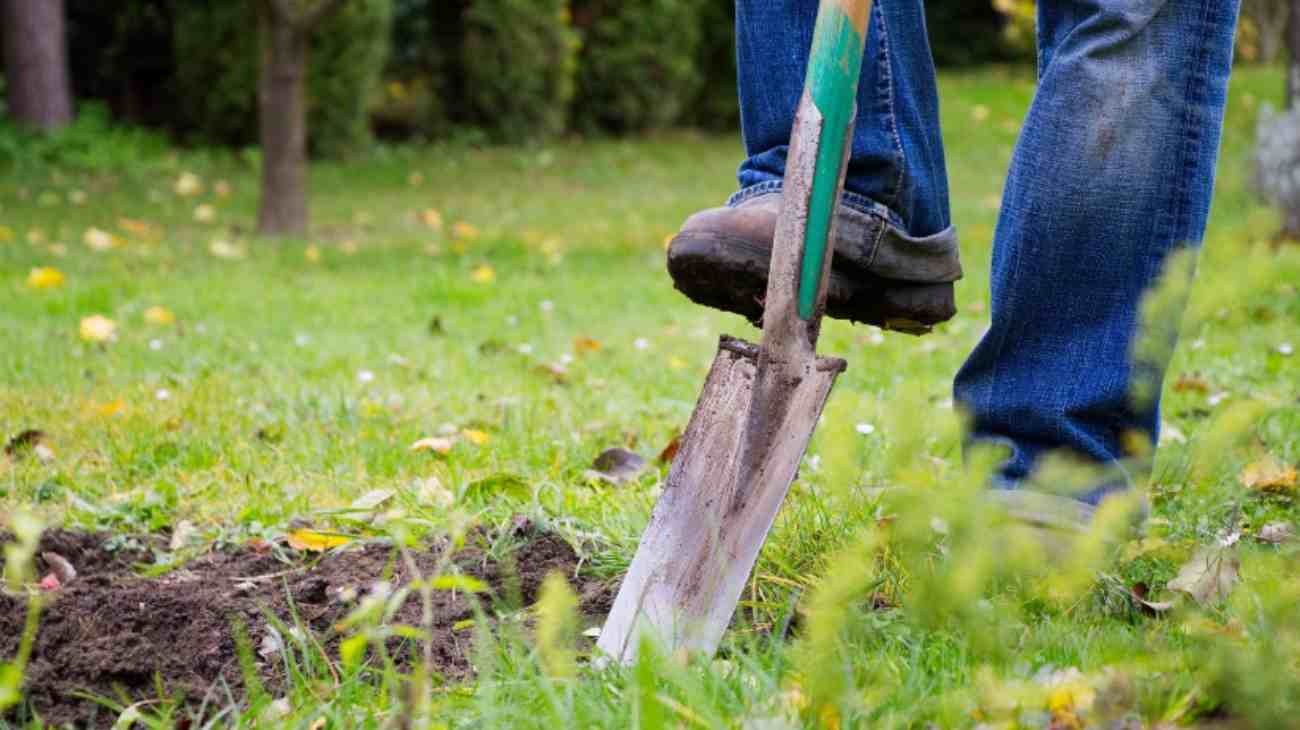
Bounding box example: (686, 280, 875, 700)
(797, 0, 869, 320)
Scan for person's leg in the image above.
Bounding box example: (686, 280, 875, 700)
(666, 0, 961, 333)
(954, 1, 1242, 505)
(735, 0, 949, 239)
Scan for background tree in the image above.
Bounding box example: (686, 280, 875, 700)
(1, 0, 74, 131)
(258, 0, 349, 235)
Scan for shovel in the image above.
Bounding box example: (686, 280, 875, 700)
(597, 0, 872, 663)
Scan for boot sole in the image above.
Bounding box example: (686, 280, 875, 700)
(667, 234, 954, 334)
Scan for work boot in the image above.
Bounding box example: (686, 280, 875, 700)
(667, 192, 962, 334)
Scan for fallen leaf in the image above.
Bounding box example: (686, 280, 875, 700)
(658, 433, 682, 464)
(79, 315, 118, 343)
(214, 180, 232, 198)
(970, 104, 990, 122)
(193, 204, 217, 223)
(668, 356, 688, 370)
(83, 227, 119, 251)
(26, 266, 65, 289)
(304, 244, 322, 263)
(41, 552, 77, 585)
(93, 398, 127, 418)
(209, 238, 246, 260)
(1257, 521, 1295, 544)
(174, 172, 203, 197)
(410, 436, 455, 455)
(118, 218, 161, 241)
(461, 429, 490, 445)
(350, 488, 395, 512)
(471, 264, 496, 284)
(286, 529, 352, 552)
(1129, 581, 1173, 615)
(429, 574, 489, 593)
(534, 362, 569, 384)
(143, 306, 175, 326)
(4, 429, 48, 458)
(420, 209, 443, 230)
(574, 336, 602, 354)
(1240, 456, 1298, 493)
(169, 520, 199, 551)
(1167, 545, 1239, 605)
(452, 222, 480, 240)
(416, 476, 454, 507)
(1173, 373, 1211, 394)
(587, 447, 647, 484)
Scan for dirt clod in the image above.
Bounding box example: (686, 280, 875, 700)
(1, 529, 608, 728)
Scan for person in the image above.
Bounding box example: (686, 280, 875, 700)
(666, 1, 1241, 528)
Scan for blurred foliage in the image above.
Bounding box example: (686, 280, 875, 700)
(569, 0, 706, 134)
(61, 0, 392, 158)
(462, 0, 580, 141)
(0, 102, 170, 173)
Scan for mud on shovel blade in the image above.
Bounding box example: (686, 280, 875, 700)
(597, 0, 867, 663)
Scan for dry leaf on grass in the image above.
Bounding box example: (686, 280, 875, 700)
(26, 266, 65, 289)
(286, 529, 352, 552)
(586, 447, 647, 485)
(1173, 373, 1211, 394)
(461, 429, 490, 446)
(1167, 545, 1239, 605)
(658, 433, 683, 464)
(1239, 456, 1298, 493)
(574, 336, 602, 354)
(410, 436, 455, 455)
(79, 315, 117, 343)
(1257, 521, 1295, 544)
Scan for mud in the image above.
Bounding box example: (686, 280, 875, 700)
(1, 528, 612, 728)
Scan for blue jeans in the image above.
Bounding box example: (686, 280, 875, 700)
(736, 1, 1240, 501)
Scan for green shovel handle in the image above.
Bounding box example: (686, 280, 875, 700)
(798, 0, 869, 320)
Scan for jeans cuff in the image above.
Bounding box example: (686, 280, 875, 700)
(727, 181, 963, 284)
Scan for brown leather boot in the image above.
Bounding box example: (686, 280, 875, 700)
(667, 192, 962, 334)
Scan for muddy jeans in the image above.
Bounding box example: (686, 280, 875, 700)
(735, 1, 1241, 502)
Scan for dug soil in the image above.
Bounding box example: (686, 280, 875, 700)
(0, 527, 613, 727)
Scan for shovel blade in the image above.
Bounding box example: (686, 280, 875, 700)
(597, 335, 845, 663)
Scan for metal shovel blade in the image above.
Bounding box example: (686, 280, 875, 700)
(595, 336, 845, 662)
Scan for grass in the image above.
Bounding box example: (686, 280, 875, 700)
(2, 65, 1300, 728)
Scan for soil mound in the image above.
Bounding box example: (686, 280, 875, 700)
(1, 528, 611, 727)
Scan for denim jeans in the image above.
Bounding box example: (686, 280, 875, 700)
(735, 1, 1240, 502)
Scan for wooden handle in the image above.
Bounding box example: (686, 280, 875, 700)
(762, 0, 871, 355)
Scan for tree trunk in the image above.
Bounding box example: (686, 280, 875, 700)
(256, 4, 311, 235)
(1, 0, 74, 131)
(1288, 0, 1300, 109)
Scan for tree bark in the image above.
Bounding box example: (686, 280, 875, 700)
(1, 0, 74, 131)
(256, 1, 311, 235)
(1288, 0, 1300, 109)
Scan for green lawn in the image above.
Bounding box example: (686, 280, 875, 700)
(2, 67, 1299, 728)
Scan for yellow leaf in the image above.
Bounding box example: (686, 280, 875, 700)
(304, 245, 322, 263)
(26, 228, 47, 245)
(420, 208, 443, 230)
(79, 314, 117, 343)
(209, 239, 246, 260)
(462, 429, 489, 446)
(0, 225, 13, 242)
(668, 356, 688, 370)
(1240, 457, 1298, 493)
(340, 239, 359, 255)
(193, 204, 217, 223)
(213, 180, 232, 198)
(26, 266, 65, 289)
(471, 264, 496, 284)
(429, 574, 489, 592)
(174, 171, 203, 197)
(452, 222, 480, 240)
(286, 529, 352, 552)
(93, 398, 128, 418)
(410, 436, 455, 455)
(971, 104, 991, 122)
(573, 336, 602, 354)
(83, 227, 120, 251)
(143, 306, 175, 326)
(118, 218, 161, 241)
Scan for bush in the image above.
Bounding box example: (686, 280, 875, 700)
(174, 0, 392, 156)
(570, 0, 706, 134)
(460, 0, 580, 142)
(683, 0, 738, 131)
